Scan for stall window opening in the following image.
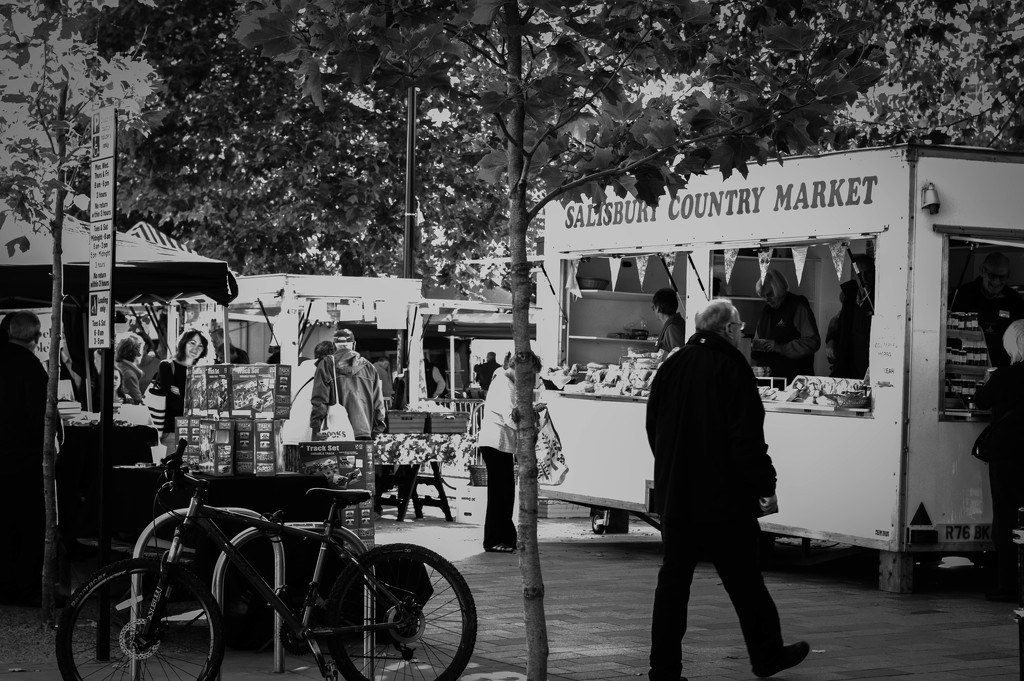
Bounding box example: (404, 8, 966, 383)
(710, 239, 875, 413)
(943, 238, 1024, 414)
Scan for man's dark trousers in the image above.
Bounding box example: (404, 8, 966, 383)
(649, 514, 783, 680)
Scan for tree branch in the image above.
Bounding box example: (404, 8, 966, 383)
(527, 25, 653, 157)
(987, 91, 1024, 147)
(526, 145, 672, 222)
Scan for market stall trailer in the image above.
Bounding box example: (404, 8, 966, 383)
(536, 144, 1024, 592)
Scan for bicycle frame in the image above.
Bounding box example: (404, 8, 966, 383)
(157, 481, 406, 677)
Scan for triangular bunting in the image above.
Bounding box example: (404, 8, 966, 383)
(567, 260, 582, 299)
(635, 255, 649, 286)
(791, 246, 808, 286)
(757, 248, 772, 285)
(828, 241, 848, 281)
(662, 252, 676, 274)
(723, 248, 739, 285)
(608, 256, 622, 291)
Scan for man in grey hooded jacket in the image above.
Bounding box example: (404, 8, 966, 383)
(309, 327, 385, 440)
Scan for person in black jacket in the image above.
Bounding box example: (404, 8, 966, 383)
(646, 299, 808, 681)
(974, 319, 1024, 602)
(0, 311, 48, 606)
(158, 329, 209, 454)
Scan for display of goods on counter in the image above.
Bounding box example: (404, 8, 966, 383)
(185, 364, 292, 420)
(758, 375, 871, 409)
(561, 351, 664, 398)
(175, 416, 284, 476)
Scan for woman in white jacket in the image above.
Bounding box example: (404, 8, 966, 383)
(476, 354, 542, 553)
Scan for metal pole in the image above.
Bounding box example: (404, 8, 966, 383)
(403, 86, 417, 280)
(1015, 506, 1024, 681)
(400, 86, 418, 403)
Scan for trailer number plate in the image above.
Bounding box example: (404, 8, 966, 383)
(939, 524, 991, 541)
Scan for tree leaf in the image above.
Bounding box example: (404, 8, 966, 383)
(762, 23, 817, 53)
(471, 0, 503, 25)
(642, 118, 678, 149)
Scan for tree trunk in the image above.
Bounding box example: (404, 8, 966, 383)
(40, 83, 69, 625)
(503, 2, 549, 680)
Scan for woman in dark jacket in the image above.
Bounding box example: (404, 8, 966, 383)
(974, 319, 1024, 602)
(114, 332, 146, 404)
(158, 329, 208, 454)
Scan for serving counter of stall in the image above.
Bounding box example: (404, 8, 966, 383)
(535, 144, 1024, 592)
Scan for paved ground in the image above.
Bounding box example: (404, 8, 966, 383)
(3, 503, 1020, 680)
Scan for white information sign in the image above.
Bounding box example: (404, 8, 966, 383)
(91, 107, 115, 161)
(89, 220, 113, 291)
(89, 105, 116, 350)
(90, 158, 114, 221)
(89, 290, 112, 348)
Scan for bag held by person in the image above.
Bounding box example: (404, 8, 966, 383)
(320, 356, 353, 441)
(972, 425, 997, 463)
(143, 380, 167, 430)
(971, 405, 1018, 463)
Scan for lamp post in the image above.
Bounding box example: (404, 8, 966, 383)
(404, 86, 417, 280)
(399, 86, 418, 403)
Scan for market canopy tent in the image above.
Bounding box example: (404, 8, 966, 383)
(422, 309, 535, 340)
(0, 214, 237, 308)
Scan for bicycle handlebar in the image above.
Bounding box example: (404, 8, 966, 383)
(160, 437, 209, 493)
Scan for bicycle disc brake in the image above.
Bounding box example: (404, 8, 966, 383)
(387, 601, 425, 660)
(119, 619, 161, 660)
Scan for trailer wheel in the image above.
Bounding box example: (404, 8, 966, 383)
(591, 509, 629, 534)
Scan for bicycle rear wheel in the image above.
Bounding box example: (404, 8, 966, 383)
(325, 543, 477, 681)
(56, 557, 224, 681)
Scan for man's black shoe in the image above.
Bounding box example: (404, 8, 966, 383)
(753, 641, 810, 678)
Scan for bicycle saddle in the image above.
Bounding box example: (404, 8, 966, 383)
(306, 488, 372, 507)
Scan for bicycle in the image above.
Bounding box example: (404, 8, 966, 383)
(55, 440, 478, 681)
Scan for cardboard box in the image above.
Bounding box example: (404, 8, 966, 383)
(429, 412, 470, 434)
(254, 419, 277, 475)
(174, 416, 203, 469)
(233, 418, 255, 475)
(273, 365, 292, 420)
(231, 366, 277, 419)
(455, 489, 487, 524)
(198, 419, 234, 476)
(387, 411, 428, 434)
(185, 366, 207, 414)
(224, 365, 292, 420)
(297, 441, 375, 546)
(206, 365, 231, 417)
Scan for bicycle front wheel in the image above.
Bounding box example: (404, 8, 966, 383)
(325, 543, 477, 681)
(56, 557, 224, 681)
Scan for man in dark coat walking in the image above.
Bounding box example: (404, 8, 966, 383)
(646, 299, 808, 681)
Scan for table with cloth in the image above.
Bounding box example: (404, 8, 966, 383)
(373, 432, 477, 521)
(56, 421, 159, 547)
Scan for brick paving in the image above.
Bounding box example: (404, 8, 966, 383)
(4, 510, 1020, 680)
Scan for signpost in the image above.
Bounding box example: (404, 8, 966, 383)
(89, 108, 115, 350)
(89, 106, 116, 643)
